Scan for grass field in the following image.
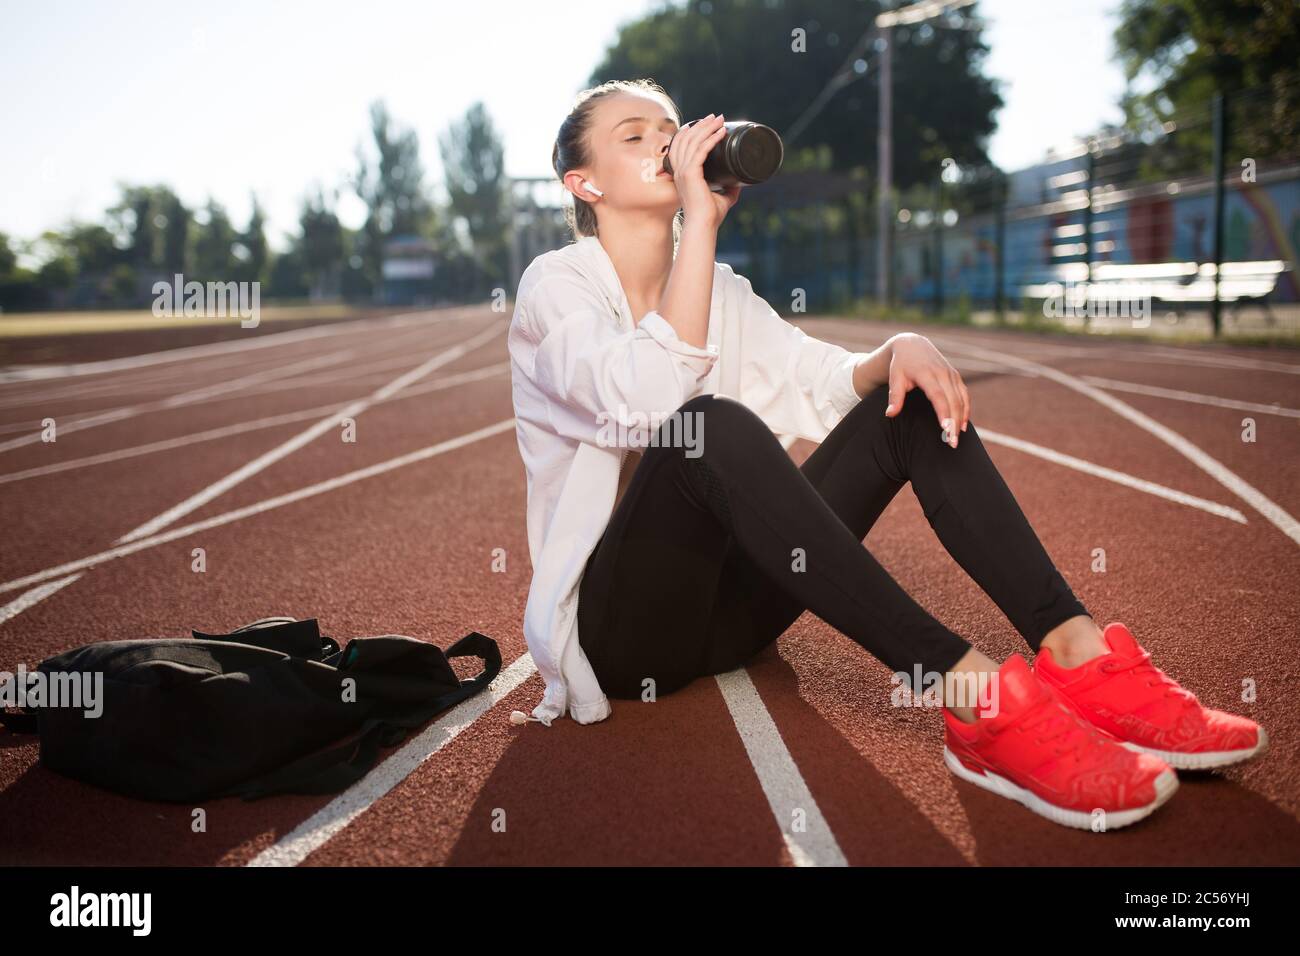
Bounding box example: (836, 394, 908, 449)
(0, 303, 367, 338)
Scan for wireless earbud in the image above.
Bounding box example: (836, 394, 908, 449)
(583, 181, 604, 197)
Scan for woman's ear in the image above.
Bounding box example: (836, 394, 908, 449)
(563, 170, 600, 201)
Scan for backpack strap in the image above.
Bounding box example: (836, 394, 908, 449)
(439, 630, 502, 707)
(193, 617, 339, 661)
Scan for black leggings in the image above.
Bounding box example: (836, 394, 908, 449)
(576, 382, 1090, 700)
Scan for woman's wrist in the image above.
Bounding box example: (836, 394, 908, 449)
(680, 213, 719, 241)
(853, 337, 896, 398)
(658, 221, 716, 350)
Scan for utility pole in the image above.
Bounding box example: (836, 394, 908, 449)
(1210, 91, 1227, 338)
(874, 0, 976, 307)
(876, 24, 892, 304)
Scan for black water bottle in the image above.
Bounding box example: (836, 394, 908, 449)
(663, 120, 783, 187)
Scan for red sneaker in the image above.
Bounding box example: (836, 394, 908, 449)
(1035, 622, 1269, 770)
(944, 653, 1177, 831)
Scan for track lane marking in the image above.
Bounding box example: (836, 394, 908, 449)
(715, 669, 848, 866)
(0, 574, 84, 628)
(1078, 375, 1300, 418)
(0, 417, 517, 596)
(114, 322, 505, 544)
(927, 335, 1300, 547)
(0, 320, 449, 414)
(977, 428, 1248, 523)
(0, 363, 510, 485)
(0, 349, 361, 453)
(0, 308, 456, 385)
(245, 651, 541, 867)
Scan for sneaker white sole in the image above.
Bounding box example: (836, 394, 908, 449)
(1118, 725, 1269, 769)
(943, 745, 1179, 831)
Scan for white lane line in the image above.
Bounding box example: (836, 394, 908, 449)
(821, 327, 1040, 376)
(931, 330, 1300, 375)
(0, 574, 84, 627)
(0, 308, 451, 385)
(977, 428, 1248, 524)
(715, 669, 847, 866)
(0, 417, 517, 596)
(115, 321, 505, 544)
(930, 336, 1300, 547)
(0, 316, 446, 429)
(0, 323, 467, 440)
(834, 322, 1300, 376)
(1078, 376, 1300, 419)
(1101, 341, 1300, 375)
(0, 350, 279, 411)
(0, 349, 360, 453)
(0, 419, 51, 435)
(949, 357, 1037, 377)
(246, 650, 540, 866)
(0, 363, 510, 486)
(0, 319, 448, 412)
(248, 655, 851, 866)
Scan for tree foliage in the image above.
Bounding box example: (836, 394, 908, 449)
(590, 0, 1003, 188)
(1114, 0, 1300, 159)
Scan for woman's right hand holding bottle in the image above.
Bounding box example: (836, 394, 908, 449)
(668, 113, 742, 231)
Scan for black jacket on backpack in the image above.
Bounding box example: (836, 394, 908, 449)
(0, 617, 500, 803)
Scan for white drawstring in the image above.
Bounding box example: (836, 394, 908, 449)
(509, 710, 552, 726)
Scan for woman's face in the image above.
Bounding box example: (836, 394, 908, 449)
(575, 92, 681, 216)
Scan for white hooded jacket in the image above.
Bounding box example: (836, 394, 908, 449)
(507, 234, 873, 726)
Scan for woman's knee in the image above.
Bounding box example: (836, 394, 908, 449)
(879, 385, 949, 435)
(854, 382, 892, 418)
(844, 381, 932, 433)
(668, 393, 770, 447)
(677, 392, 755, 420)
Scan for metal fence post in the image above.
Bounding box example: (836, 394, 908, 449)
(876, 24, 893, 307)
(1211, 90, 1226, 337)
(994, 170, 1006, 323)
(933, 182, 944, 316)
(1083, 142, 1095, 328)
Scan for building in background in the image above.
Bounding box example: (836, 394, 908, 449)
(380, 235, 437, 306)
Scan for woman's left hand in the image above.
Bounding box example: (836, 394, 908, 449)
(884, 333, 971, 448)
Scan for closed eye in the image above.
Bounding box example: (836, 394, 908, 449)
(624, 136, 641, 142)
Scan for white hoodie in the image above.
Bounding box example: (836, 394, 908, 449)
(507, 234, 872, 726)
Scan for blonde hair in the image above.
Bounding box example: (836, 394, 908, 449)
(551, 78, 686, 251)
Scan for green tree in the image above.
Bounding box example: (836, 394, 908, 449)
(298, 186, 346, 299)
(238, 194, 270, 284)
(158, 190, 189, 273)
(589, 0, 1003, 187)
(438, 101, 510, 288)
(109, 264, 138, 303)
(0, 231, 18, 278)
(351, 100, 434, 291)
(268, 246, 309, 299)
(59, 223, 121, 274)
(192, 197, 238, 280)
(0, 233, 44, 311)
(34, 230, 76, 293)
(1114, 0, 1300, 161)
(108, 184, 190, 275)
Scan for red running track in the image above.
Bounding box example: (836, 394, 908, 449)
(0, 308, 1296, 866)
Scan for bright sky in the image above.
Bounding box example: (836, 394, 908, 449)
(0, 0, 1127, 252)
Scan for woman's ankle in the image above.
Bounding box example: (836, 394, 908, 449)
(944, 647, 1001, 723)
(1040, 614, 1108, 669)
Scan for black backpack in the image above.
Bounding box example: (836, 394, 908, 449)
(0, 617, 500, 803)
